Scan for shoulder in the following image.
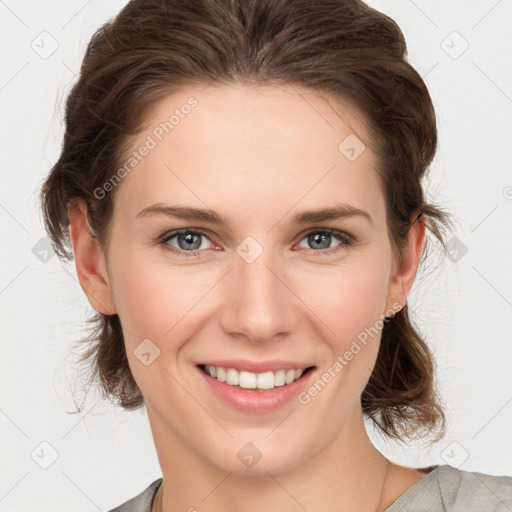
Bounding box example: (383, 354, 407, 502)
(106, 478, 162, 512)
(386, 464, 512, 512)
(436, 465, 512, 506)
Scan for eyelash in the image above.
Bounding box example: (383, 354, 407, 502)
(157, 228, 356, 258)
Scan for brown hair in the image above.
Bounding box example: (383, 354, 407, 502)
(40, 0, 453, 443)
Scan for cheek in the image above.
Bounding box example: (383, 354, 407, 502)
(292, 257, 392, 400)
(296, 259, 391, 339)
(109, 253, 215, 398)
(110, 249, 219, 346)
(292, 267, 390, 413)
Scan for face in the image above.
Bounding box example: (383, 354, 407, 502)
(77, 83, 417, 476)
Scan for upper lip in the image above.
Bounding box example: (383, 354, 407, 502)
(197, 359, 315, 373)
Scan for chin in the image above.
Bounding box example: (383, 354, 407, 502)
(202, 436, 308, 476)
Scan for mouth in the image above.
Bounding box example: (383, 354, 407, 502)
(197, 364, 316, 392)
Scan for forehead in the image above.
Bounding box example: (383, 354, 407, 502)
(113, 83, 384, 227)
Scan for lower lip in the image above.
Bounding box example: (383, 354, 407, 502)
(196, 366, 316, 414)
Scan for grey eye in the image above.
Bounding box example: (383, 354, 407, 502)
(307, 232, 336, 250)
(163, 230, 213, 252)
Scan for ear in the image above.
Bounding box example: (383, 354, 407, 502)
(67, 199, 117, 315)
(385, 212, 426, 312)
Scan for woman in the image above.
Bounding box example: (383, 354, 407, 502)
(39, 0, 512, 510)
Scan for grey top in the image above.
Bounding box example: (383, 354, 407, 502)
(107, 464, 512, 512)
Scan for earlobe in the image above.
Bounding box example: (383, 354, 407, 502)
(67, 199, 117, 316)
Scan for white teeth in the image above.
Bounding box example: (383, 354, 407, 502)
(226, 368, 239, 386)
(274, 370, 286, 387)
(239, 371, 257, 389)
(203, 365, 309, 390)
(257, 371, 274, 390)
(285, 369, 296, 385)
(216, 367, 226, 382)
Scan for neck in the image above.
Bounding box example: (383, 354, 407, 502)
(149, 403, 396, 512)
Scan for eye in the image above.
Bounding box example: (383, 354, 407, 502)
(296, 229, 355, 255)
(159, 229, 214, 256)
(158, 228, 356, 257)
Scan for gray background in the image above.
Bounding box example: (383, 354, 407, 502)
(1, 0, 511, 510)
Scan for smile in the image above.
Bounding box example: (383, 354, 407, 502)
(196, 362, 317, 413)
(200, 364, 313, 391)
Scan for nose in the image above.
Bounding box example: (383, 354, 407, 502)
(218, 245, 299, 345)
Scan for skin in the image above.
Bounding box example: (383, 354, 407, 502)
(68, 83, 428, 512)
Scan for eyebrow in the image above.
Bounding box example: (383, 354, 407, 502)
(136, 203, 372, 226)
